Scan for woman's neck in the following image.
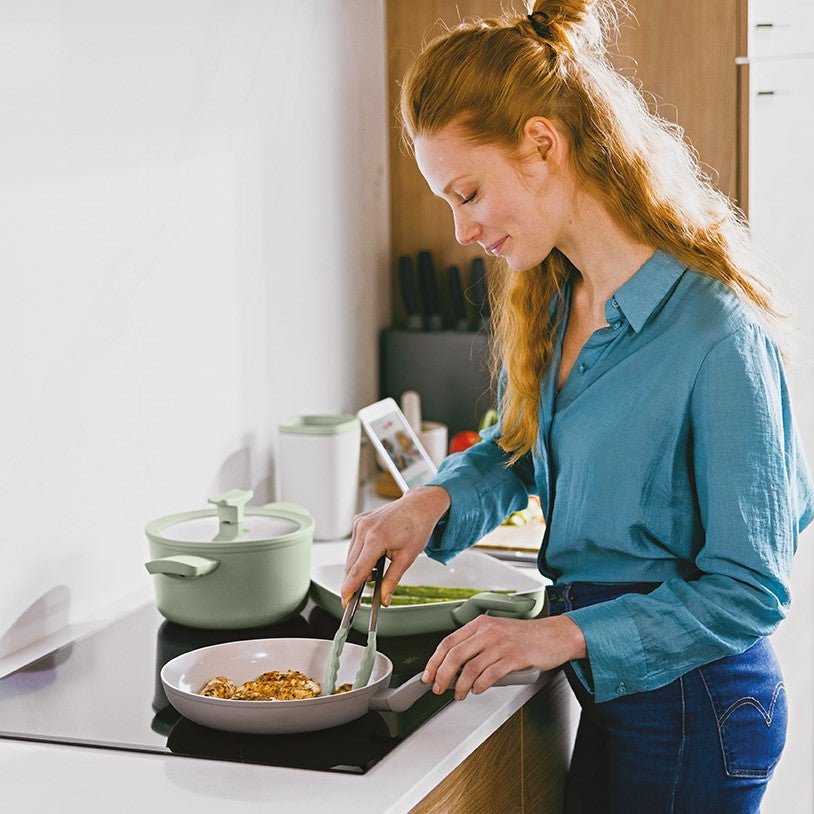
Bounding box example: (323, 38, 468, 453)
(556, 190, 655, 317)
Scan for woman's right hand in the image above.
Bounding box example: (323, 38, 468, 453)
(340, 485, 451, 608)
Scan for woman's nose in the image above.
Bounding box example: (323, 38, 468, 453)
(453, 210, 480, 246)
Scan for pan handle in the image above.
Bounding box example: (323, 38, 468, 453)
(369, 667, 541, 713)
(451, 592, 538, 626)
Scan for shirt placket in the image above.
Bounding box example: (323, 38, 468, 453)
(556, 296, 627, 408)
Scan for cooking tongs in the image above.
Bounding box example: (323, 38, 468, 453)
(324, 555, 386, 695)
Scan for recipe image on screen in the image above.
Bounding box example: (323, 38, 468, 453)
(370, 412, 433, 488)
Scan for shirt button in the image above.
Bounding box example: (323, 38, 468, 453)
(615, 682, 627, 694)
(578, 363, 586, 374)
(612, 322, 621, 330)
(611, 297, 619, 308)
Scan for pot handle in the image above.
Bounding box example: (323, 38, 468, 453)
(369, 667, 541, 713)
(451, 592, 538, 626)
(144, 554, 219, 580)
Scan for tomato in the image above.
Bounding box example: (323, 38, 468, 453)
(449, 430, 481, 454)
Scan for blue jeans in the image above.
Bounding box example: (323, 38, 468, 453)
(546, 583, 787, 813)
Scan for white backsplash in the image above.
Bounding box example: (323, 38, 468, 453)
(0, 0, 389, 656)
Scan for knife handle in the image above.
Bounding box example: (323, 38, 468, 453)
(417, 250, 442, 331)
(447, 265, 469, 331)
(398, 255, 422, 331)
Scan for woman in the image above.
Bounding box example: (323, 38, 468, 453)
(342, 1, 814, 810)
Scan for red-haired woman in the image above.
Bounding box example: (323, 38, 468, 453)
(342, 2, 813, 810)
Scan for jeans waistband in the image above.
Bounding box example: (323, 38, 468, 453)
(546, 582, 662, 614)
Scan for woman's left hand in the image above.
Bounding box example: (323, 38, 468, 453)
(421, 614, 587, 701)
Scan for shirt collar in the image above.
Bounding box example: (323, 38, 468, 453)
(604, 249, 687, 333)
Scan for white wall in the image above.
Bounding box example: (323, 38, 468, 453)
(0, 0, 390, 654)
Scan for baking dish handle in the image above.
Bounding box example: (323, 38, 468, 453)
(451, 592, 538, 626)
(144, 554, 219, 580)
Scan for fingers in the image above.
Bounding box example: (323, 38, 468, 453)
(340, 544, 381, 608)
(344, 515, 367, 575)
(423, 624, 487, 695)
(379, 555, 413, 606)
(421, 617, 524, 701)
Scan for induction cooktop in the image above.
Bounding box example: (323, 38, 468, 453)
(0, 599, 454, 774)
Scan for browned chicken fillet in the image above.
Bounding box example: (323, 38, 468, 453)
(223, 669, 322, 701)
(333, 683, 353, 694)
(198, 676, 237, 699)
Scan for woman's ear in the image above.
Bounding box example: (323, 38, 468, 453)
(523, 117, 557, 162)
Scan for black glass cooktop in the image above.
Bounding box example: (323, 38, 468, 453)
(0, 599, 454, 774)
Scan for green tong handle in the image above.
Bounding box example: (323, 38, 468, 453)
(353, 555, 386, 689)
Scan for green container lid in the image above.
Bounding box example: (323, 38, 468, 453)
(278, 414, 359, 435)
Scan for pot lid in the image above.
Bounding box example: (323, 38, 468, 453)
(161, 514, 299, 543)
(148, 489, 312, 546)
(278, 414, 359, 435)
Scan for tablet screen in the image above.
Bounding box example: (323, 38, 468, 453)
(369, 411, 435, 488)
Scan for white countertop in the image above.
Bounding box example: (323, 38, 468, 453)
(0, 539, 550, 814)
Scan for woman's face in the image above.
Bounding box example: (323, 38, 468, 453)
(414, 119, 574, 270)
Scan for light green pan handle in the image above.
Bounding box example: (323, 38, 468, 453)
(451, 592, 537, 626)
(144, 554, 219, 580)
(370, 667, 541, 713)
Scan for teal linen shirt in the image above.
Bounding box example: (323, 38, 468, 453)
(424, 249, 814, 703)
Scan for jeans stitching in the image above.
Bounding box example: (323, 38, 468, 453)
(699, 668, 734, 776)
(669, 675, 686, 812)
(699, 668, 785, 779)
(717, 682, 786, 728)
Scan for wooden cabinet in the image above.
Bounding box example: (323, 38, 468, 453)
(410, 671, 573, 814)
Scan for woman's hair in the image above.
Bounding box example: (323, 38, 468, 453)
(399, 0, 780, 464)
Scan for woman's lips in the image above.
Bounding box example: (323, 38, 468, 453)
(487, 236, 508, 255)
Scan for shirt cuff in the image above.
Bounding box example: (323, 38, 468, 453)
(564, 602, 648, 702)
(423, 469, 486, 564)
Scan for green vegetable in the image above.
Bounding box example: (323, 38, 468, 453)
(360, 584, 514, 606)
(361, 595, 451, 606)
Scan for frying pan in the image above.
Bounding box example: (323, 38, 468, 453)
(161, 637, 540, 735)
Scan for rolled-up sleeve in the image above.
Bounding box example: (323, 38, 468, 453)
(423, 422, 535, 564)
(565, 324, 814, 702)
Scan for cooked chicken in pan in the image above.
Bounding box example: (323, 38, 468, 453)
(198, 675, 238, 699)
(197, 669, 335, 701)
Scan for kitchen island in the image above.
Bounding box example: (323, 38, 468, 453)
(0, 540, 574, 813)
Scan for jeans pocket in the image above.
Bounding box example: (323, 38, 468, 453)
(698, 640, 788, 779)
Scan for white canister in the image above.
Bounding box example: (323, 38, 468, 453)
(277, 414, 361, 541)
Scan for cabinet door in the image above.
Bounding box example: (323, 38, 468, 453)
(749, 58, 814, 307)
(749, 56, 814, 450)
(749, 55, 814, 814)
(748, 0, 814, 59)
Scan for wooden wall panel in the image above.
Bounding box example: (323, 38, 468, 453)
(386, 0, 741, 324)
(608, 1, 739, 203)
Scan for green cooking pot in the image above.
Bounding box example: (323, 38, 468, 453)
(145, 489, 313, 629)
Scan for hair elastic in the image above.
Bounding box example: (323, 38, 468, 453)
(527, 11, 550, 38)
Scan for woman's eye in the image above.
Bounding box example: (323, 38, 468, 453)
(460, 191, 477, 205)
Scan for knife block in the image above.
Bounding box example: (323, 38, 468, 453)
(380, 328, 496, 437)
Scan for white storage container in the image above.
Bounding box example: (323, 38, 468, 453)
(277, 414, 361, 541)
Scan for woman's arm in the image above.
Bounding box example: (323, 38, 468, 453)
(563, 324, 814, 702)
(421, 420, 536, 564)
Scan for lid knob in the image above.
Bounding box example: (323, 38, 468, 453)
(208, 489, 254, 542)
